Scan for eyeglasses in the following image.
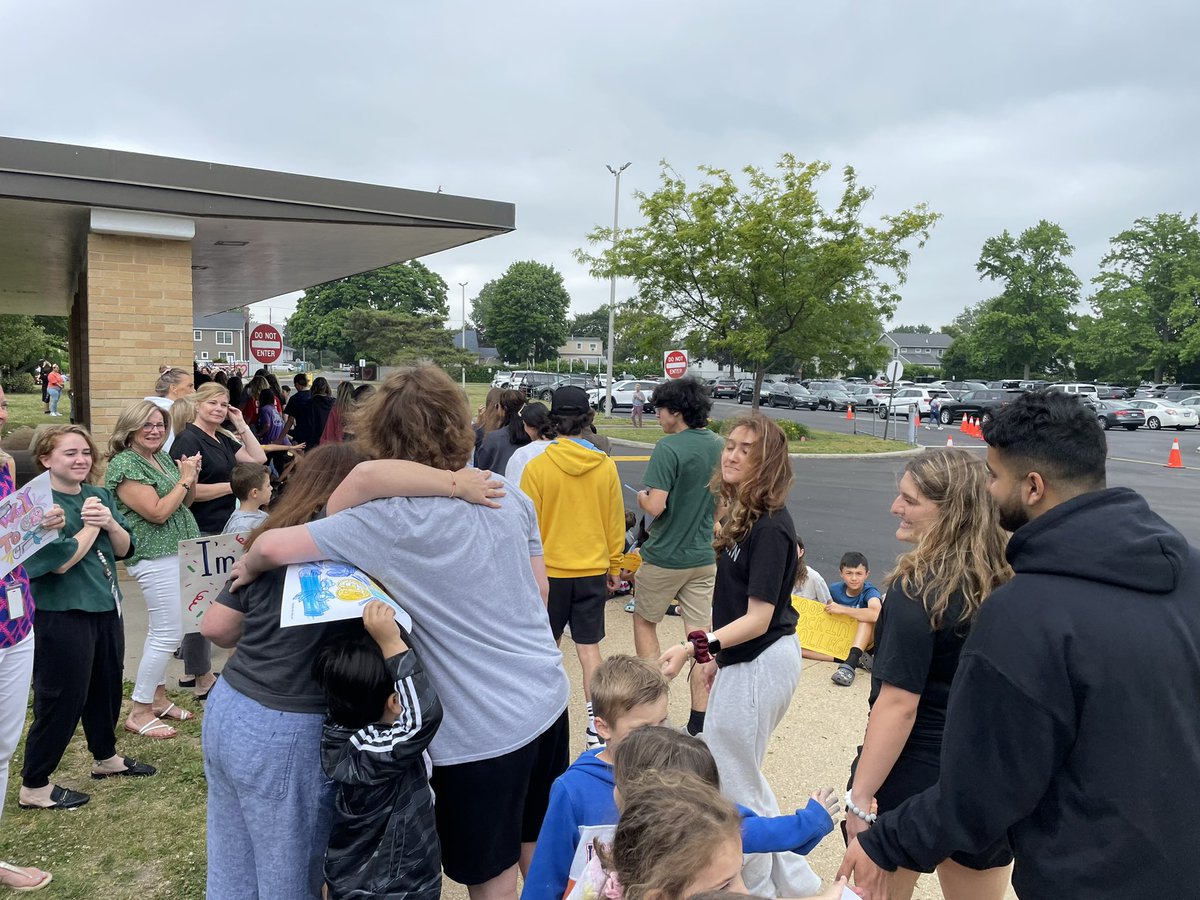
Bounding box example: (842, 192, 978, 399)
(141, 423, 167, 431)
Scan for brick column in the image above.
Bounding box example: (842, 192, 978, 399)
(84, 234, 193, 442)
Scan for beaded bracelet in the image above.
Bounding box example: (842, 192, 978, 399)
(844, 790, 877, 824)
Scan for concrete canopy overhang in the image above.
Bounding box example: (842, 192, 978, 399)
(0, 136, 516, 317)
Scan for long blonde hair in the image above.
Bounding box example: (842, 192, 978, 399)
(187, 382, 239, 441)
(887, 448, 1012, 629)
(710, 414, 793, 552)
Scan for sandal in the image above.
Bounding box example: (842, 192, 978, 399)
(195, 674, 220, 701)
(91, 757, 157, 780)
(18, 785, 89, 810)
(124, 718, 177, 740)
(831, 663, 856, 687)
(0, 861, 52, 892)
(153, 703, 194, 722)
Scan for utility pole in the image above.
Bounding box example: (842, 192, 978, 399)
(459, 281, 469, 388)
(604, 162, 630, 416)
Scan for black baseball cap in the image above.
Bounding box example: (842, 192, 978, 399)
(551, 385, 591, 416)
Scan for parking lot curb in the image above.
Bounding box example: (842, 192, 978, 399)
(608, 437, 924, 460)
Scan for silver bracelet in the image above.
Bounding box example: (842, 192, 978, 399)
(844, 790, 877, 824)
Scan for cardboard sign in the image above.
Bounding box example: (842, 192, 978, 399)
(280, 561, 412, 630)
(0, 471, 59, 581)
(178, 533, 248, 634)
(793, 594, 858, 659)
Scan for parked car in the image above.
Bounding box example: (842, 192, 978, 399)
(938, 380, 990, 394)
(587, 379, 658, 412)
(876, 387, 955, 419)
(491, 371, 514, 389)
(1181, 396, 1200, 408)
(1127, 399, 1199, 430)
(935, 389, 1024, 425)
(737, 380, 772, 405)
(1048, 382, 1099, 397)
(761, 382, 800, 408)
(534, 374, 597, 401)
(847, 385, 887, 409)
(1095, 385, 1130, 400)
(815, 387, 856, 411)
(786, 383, 820, 410)
(1082, 398, 1146, 431)
(710, 378, 740, 399)
(512, 371, 559, 395)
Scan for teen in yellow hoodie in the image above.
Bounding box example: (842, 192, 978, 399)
(521, 386, 625, 748)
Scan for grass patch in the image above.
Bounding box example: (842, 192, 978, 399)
(597, 423, 909, 454)
(2, 392, 51, 436)
(0, 685, 207, 899)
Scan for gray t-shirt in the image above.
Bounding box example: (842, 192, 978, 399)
(223, 508, 268, 535)
(307, 480, 569, 766)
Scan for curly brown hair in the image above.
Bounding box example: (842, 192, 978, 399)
(352, 366, 474, 471)
(710, 414, 793, 552)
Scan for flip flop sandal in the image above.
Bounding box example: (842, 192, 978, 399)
(18, 785, 89, 810)
(0, 861, 52, 892)
(124, 718, 177, 740)
(153, 703, 194, 722)
(91, 757, 157, 779)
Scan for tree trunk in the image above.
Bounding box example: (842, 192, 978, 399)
(1023, 362, 1031, 380)
(752, 367, 764, 411)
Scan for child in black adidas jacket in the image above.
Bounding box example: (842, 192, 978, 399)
(313, 601, 443, 900)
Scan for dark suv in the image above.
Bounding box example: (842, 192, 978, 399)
(533, 374, 597, 402)
(513, 371, 559, 396)
(936, 389, 1023, 425)
(710, 378, 740, 399)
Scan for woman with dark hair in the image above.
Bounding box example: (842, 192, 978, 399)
(660, 413, 818, 897)
(226, 375, 244, 409)
(308, 377, 336, 447)
(229, 365, 571, 900)
(202, 440, 503, 900)
(213, 370, 228, 388)
(505, 402, 555, 487)
(839, 450, 1013, 900)
(263, 372, 286, 413)
(320, 380, 356, 444)
(239, 374, 269, 425)
(474, 389, 529, 475)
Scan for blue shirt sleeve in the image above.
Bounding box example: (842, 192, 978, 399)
(521, 780, 581, 900)
(739, 798, 835, 856)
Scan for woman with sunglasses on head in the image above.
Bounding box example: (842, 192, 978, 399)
(106, 400, 202, 739)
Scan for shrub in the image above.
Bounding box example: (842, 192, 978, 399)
(708, 416, 809, 440)
(2, 373, 38, 394)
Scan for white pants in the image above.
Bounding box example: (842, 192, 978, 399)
(0, 632, 35, 814)
(704, 634, 820, 897)
(128, 555, 183, 705)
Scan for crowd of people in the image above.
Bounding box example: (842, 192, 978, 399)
(0, 363, 1194, 900)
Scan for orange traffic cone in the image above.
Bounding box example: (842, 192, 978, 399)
(914, 410, 922, 429)
(958, 416, 967, 434)
(946, 436, 954, 447)
(1166, 437, 1184, 469)
(970, 416, 982, 438)
(846, 405, 854, 421)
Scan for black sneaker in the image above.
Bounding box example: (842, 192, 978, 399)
(665, 603, 682, 617)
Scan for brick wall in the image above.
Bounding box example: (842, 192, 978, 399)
(84, 233, 193, 442)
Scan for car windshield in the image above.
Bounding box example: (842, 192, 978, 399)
(789, 385, 811, 394)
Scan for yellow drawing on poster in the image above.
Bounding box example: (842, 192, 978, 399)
(793, 594, 858, 659)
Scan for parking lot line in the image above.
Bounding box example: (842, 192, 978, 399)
(1108, 455, 1200, 472)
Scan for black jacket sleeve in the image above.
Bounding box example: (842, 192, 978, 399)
(321, 649, 443, 787)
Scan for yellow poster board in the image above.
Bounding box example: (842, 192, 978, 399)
(793, 594, 858, 659)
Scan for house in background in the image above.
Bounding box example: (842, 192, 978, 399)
(878, 331, 952, 368)
(453, 328, 499, 364)
(557, 335, 605, 370)
(194, 310, 248, 363)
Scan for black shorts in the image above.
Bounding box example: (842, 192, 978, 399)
(547, 574, 607, 645)
(848, 745, 1013, 872)
(430, 709, 570, 885)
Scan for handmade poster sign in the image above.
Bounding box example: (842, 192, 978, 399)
(0, 471, 59, 581)
(562, 823, 615, 900)
(280, 561, 412, 630)
(793, 594, 858, 660)
(178, 532, 248, 634)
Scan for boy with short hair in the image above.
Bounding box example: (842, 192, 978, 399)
(825, 551, 882, 687)
(522, 656, 669, 900)
(313, 601, 443, 900)
(222, 462, 272, 534)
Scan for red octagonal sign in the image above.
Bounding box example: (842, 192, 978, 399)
(250, 324, 283, 365)
(663, 349, 689, 379)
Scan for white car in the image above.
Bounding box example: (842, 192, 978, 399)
(587, 379, 659, 412)
(876, 387, 955, 419)
(1127, 400, 1199, 430)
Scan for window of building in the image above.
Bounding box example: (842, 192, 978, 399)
(194, 330, 202, 342)
(576, 342, 582, 350)
(216, 331, 233, 345)
(589, 343, 597, 351)
(200, 351, 210, 360)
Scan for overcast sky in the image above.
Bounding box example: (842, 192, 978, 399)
(2, 1, 1195, 332)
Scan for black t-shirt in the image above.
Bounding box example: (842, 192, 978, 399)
(713, 508, 799, 667)
(170, 423, 239, 535)
(216, 567, 363, 714)
(868, 578, 971, 752)
(284, 389, 314, 443)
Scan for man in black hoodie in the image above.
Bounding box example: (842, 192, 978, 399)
(839, 390, 1200, 899)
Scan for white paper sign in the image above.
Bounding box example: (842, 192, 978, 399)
(178, 532, 249, 634)
(0, 471, 60, 581)
(279, 560, 412, 630)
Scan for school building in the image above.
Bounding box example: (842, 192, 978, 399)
(0, 135, 514, 438)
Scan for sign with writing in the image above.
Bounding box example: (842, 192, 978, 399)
(663, 349, 688, 379)
(178, 533, 248, 634)
(280, 561, 413, 630)
(0, 471, 58, 580)
(793, 594, 858, 660)
(250, 323, 283, 364)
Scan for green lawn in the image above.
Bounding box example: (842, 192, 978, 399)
(2, 392, 50, 437)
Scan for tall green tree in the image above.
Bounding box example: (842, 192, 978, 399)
(576, 156, 939, 407)
(344, 308, 471, 367)
(473, 262, 571, 363)
(0, 316, 60, 376)
(286, 261, 450, 359)
(1088, 213, 1200, 382)
(969, 221, 1080, 380)
(567, 305, 612, 339)
(890, 323, 933, 334)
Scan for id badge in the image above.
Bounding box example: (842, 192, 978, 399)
(6, 584, 25, 620)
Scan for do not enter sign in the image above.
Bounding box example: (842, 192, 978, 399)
(250, 324, 283, 365)
(663, 349, 689, 379)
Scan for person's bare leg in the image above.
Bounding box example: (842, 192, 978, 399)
(519, 842, 536, 877)
(682, 616, 710, 714)
(885, 867, 922, 900)
(936, 859, 1011, 900)
(576, 643, 603, 701)
(632, 614, 660, 660)
(852, 621, 874, 653)
(802, 649, 837, 661)
(467, 863, 519, 900)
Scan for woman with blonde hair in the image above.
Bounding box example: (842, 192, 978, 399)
(839, 448, 1013, 900)
(106, 400, 202, 738)
(169, 381, 266, 698)
(659, 413, 818, 897)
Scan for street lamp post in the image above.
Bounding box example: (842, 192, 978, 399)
(459, 281, 469, 388)
(604, 162, 630, 416)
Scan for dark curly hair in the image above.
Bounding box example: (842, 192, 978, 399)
(650, 377, 712, 429)
(981, 390, 1105, 488)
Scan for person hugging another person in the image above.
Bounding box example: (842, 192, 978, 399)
(818, 552, 882, 687)
(313, 601, 443, 900)
(222, 463, 272, 534)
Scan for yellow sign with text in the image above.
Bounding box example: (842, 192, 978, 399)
(793, 594, 858, 659)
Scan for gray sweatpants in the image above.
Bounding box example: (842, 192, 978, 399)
(704, 634, 822, 897)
